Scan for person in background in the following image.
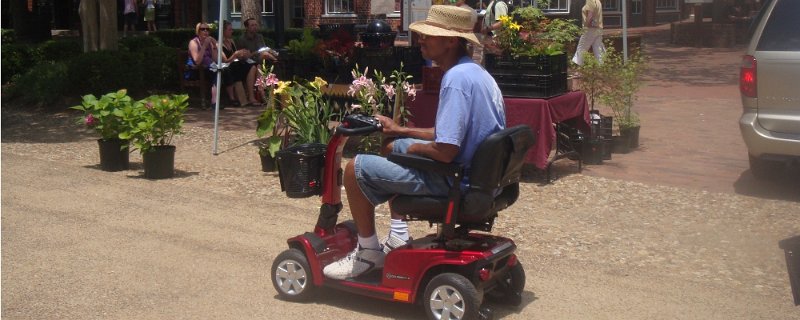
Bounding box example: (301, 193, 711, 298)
(572, 0, 605, 66)
(188, 22, 219, 108)
(142, 0, 157, 33)
(122, 0, 137, 38)
(453, 0, 478, 58)
(236, 18, 278, 65)
(323, 5, 506, 280)
(220, 21, 260, 106)
(481, 0, 507, 38)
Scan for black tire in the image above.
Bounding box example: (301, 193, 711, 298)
(749, 154, 779, 180)
(423, 273, 481, 320)
(485, 262, 526, 306)
(271, 248, 317, 302)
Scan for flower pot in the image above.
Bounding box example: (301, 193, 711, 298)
(621, 125, 641, 149)
(260, 153, 278, 172)
(581, 139, 604, 165)
(97, 138, 130, 172)
(612, 135, 631, 154)
(143, 145, 176, 179)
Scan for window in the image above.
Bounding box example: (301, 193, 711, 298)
(655, 0, 678, 11)
(632, 0, 642, 15)
(757, 0, 800, 51)
(507, 0, 570, 13)
(603, 0, 620, 12)
(231, 0, 274, 15)
(326, 0, 354, 14)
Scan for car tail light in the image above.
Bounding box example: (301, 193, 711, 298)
(740, 55, 757, 98)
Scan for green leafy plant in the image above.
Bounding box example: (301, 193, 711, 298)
(120, 94, 189, 154)
(71, 89, 135, 140)
(493, 6, 581, 57)
(255, 63, 287, 157)
(280, 77, 337, 145)
(599, 46, 646, 130)
(287, 28, 319, 61)
(576, 44, 646, 130)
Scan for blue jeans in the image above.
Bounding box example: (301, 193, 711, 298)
(354, 138, 452, 206)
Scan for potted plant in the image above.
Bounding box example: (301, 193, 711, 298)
(597, 46, 646, 153)
(285, 28, 320, 80)
(485, 5, 581, 98)
(120, 94, 189, 179)
(255, 63, 289, 172)
(348, 64, 416, 153)
(71, 89, 135, 172)
(274, 77, 339, 198)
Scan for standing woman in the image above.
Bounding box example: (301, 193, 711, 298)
(188, 22, 219, 105)
(142, 0, 157, 33)
(122, 0, 137, 37)
(220, 21, 260, 106)
(571, 0, 605, 66)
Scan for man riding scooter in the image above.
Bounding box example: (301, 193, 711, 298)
(323, 5, 508, 280)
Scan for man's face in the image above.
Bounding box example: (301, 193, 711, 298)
(418, 34, 452, 61)
(246, 20, 259, 34)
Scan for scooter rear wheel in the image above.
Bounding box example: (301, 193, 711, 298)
(424, 273, 481, 320)
(271, 248, 317, 302)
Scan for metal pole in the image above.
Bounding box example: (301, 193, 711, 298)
(622, 0, 628, 63)
(212, 0, 227, 155)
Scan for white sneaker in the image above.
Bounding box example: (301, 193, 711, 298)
(323, 245, 385, 280)
(381, 233, 410, 254)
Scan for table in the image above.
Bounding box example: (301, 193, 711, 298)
(406, 90, 591, 170)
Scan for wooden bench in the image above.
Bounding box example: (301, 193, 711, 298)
(177, 49, 210, 108)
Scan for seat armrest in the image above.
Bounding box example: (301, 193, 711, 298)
(387, 153, 462, 177)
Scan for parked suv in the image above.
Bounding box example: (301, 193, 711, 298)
(739, 0, 800, 178)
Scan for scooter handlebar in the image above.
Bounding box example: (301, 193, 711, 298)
(336, 114, 383, 136)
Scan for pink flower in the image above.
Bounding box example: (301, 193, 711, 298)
(383, 84, 395, 99)
(85, 114, 97, 127)
(265, 73, 279, 87)
(404, 82, 417, 101)
(145, 101, 154, 110)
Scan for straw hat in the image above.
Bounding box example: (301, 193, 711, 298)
(409, 5, 480, 46)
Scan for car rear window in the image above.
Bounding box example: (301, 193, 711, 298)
(756, 0, 800, 51)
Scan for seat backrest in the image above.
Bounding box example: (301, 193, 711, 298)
(459, 125, 535, 221)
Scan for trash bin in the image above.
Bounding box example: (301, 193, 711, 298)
(779, 235, 800, 306)
(276, 143, 327, 198)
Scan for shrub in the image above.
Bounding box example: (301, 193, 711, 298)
(37, 38, 83, 63)
(138, 46, 180, 90)
(9, 61, 70, 106)
(152, 29, 196, 48)
(118, 35, 165, 52)
(67, 50, 144, 95)
(2, 29, 16, 44)
(1, 43, 36, 84)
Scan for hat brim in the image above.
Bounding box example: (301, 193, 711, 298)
(409, 21, 482, 47)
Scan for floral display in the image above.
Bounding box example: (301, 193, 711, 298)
(492, 6, 581, 58)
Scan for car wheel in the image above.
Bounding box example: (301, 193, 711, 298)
(271, 248, 317, 302)
(424, 273, 481, 320)
(749, 154, 779, 179)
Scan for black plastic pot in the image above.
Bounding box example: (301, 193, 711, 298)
(143, 145, 176, 179)
(581, 139, 604, 165)
(612, 135, 631, 154)
(780, 235, 800, 306)
(621, 125, 641, 149)
(97, 138, 130, 172)
(260, 153, 277, 172)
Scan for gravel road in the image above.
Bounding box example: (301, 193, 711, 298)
(2, 108, 799, 319)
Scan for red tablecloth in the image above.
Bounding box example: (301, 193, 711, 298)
(407, 90, 590, 170)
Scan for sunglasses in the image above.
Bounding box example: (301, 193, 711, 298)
(199, 27, 210, 31)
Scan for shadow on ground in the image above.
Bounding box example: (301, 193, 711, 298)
(733, 169, 800, 202)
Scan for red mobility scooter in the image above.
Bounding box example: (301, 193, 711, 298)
(270, 114, 535, 320)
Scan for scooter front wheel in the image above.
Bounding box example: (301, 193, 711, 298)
(271, 248, 318, 302)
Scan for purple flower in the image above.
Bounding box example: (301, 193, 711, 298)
(85, 114, 97, 127)
(145, 101, 154, 110)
